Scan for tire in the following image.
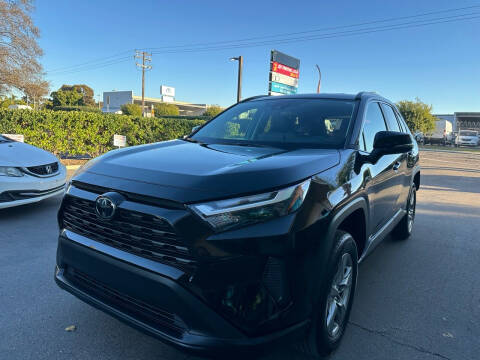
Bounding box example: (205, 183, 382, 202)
(392, 185, 416, 240)
(299, 230, 358, 357)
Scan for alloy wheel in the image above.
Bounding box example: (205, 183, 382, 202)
(325, 253, 353, 339)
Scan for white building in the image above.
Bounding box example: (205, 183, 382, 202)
(102, 91, 208, 116)
(434, 113, 480, 131)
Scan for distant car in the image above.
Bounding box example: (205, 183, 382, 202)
(414, 131, 424, 144)
(7, 104, 32, 110)
(0, 135, 67, 209)
(455, 130, 479, 147)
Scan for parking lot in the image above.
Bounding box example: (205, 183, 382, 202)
(1, 150, 479, 360)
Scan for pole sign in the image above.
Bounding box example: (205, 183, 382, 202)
(269, 50, 300, 96)
(113, 134, 127, 148)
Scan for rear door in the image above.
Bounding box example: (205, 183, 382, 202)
(380, 103, 407, 214)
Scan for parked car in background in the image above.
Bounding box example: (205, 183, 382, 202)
(0, 135, 66, 209)
(55, 92, 420, 358)
(7, 104, 32, 110)
(455, 130, 479, 147)
(414, 131, 424, 144)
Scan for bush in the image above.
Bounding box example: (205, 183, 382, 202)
(53, 105, 101, 113)
(203, 105, 223, 117)
(121, 103, 142, 117)
(0, 109, 206, 157)
(154, 103, 180, 116)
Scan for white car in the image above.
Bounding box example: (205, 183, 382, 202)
(455, 130, 479, 147)
(0, 135, 67, 209)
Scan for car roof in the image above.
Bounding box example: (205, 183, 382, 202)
(246, 92, 390, 103)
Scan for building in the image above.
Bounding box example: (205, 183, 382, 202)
(102, 90, 208, 116)
(434, 112, 480, 131)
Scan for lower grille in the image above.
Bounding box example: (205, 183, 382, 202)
(25, 162, 59, 176)
(62, 195, 196, 273)
(66, 268, 187, 338)
(0, 185, 65, 202)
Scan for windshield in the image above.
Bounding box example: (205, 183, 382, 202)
(459, 130, 478, 137)
(191, 98, 357, 149)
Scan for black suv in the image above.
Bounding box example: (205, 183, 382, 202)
(55, 92, 420, 357)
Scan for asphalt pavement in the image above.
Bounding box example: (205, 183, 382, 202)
(1, 151, 479, 360)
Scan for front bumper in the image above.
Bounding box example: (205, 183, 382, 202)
(0, 168, 66, 209)
(55, 231, 309, 354)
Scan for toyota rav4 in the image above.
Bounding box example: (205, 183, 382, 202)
(55, 92, 420, 357)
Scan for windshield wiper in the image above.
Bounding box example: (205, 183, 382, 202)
(182, 137, 205, 144)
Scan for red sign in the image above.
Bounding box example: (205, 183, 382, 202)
(271, 61, 299, 78)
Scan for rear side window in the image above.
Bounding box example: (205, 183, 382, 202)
(381, 104, 400, 132)
(394, 110, 410, 134)
(363, 102, 387, 153)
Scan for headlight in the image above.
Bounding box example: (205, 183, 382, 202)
(189, 179, 311, 231)
(0, 166, 24, 177)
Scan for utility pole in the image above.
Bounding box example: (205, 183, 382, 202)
(315, 64, 322, 93)
(230, 56, 243, 102)
(135, 50, 152, 116)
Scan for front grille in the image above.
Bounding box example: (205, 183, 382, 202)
(62, 195, 196, 273)
(26, 162, 59, 176)
(66, 268, 187, 338)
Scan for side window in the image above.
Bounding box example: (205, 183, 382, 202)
(394, 110, 410, 134)
(380, 104, 400, 132)
(363, 102, 387, 153)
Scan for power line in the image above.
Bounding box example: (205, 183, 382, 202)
(44, 6, 480, 76)
(149, 12, 480, 54)
(45, 50, 133, 74)
(143, 4, 480, 52)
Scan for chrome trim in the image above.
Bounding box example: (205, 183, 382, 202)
(359, 209, 406, 262)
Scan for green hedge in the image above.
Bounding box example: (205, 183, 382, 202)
(0, 109, 205, 157)
(53, 105, 102, 113)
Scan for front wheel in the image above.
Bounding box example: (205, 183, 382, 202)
(299, 230, 358, 357)
(392, 185, 416, 240)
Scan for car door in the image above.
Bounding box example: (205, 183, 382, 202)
(361, 102, 402, 234)
(380, 103, 408, 214)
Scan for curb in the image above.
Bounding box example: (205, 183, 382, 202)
(66, 165, 81, 170)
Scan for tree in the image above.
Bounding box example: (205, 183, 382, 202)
(154, 103, 179, 116)
(21, 79, 49, 109)
(121, 103, 142, 117)
(203, 105, 223, 117)
(396, 98, 436, 134)
(50, 89, 83, 107)
(0, 0, 45, 94)
(0, 94, 26, 108)
(60, 84, 95, 106)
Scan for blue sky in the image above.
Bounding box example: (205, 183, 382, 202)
(35, 0, 480, 113)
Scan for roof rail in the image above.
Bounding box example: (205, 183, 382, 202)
(239, 95, 269, 103)
(355, 91, 377, 100)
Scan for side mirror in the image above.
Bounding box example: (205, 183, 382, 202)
(368, 131, 413, 164)
(191, 125, 201, 133)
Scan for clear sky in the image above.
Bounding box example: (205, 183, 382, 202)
(34, 0, 480, 113)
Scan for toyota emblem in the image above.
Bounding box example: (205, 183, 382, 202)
(95, 196, 116, 220)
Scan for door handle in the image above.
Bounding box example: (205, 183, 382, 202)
(393, 161, 401, 171)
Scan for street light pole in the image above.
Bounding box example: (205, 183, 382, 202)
(315, 64, 322, 93)
(230, 56, 243, 102)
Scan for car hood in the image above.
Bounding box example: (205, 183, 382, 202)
(0, 141, 59, 167)
(75, 140, 340, 203)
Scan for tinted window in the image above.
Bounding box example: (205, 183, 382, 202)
(192, 99, 357, 149)
(381, 104, 400, 132)
(363, 102, 387, 153)
(394, 111, 409, 133)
